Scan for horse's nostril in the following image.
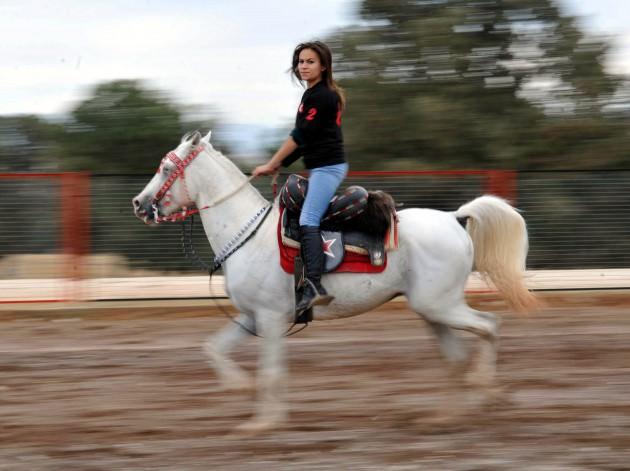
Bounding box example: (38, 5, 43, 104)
(132, 198, 140, 209)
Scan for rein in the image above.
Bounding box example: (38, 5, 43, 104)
(152, 175, 254, 223)
(152, 148, 303, 337)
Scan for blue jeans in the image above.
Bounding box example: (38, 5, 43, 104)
(299, 163, 349, 227)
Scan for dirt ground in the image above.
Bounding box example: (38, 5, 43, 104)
(1, 294, 630, 470)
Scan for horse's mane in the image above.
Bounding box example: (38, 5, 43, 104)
(362, 190, 398, 238)
(201, 142, 246, 177)
(195, 141, 268, 205)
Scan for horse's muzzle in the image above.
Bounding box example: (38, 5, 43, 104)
(132, 196, 157, 225)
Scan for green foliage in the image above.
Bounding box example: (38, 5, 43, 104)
(1, 81, 230, 175)
(331, 0, 630, 170)
(0, 115, 64, 171)
(61, 80, 185, 173)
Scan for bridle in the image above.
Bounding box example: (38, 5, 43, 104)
(150, 144, 254, 224)
(149, 143, 303, 336)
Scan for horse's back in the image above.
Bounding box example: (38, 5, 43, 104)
(396, 207, 473, 272)
(397, 207, 469, 243)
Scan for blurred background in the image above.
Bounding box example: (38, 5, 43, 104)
(1, 0, 630, 296)
(3, 5, 630, 468)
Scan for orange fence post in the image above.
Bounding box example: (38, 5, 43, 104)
(60, 172, 91, 282)
(483, 170, 517, 204)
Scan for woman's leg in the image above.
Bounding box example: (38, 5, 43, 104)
(299, 163, 349, 227)
(296, 163, 348, 314)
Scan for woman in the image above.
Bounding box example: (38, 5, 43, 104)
(253, 41, 348, 314)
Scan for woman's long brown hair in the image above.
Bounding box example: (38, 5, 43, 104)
(291, 41, 346, 111)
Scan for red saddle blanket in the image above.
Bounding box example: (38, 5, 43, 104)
(277, 210, 393, 274)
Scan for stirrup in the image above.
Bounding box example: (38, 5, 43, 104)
(295, 308, 313, 324)
(296, 279, 334, 315)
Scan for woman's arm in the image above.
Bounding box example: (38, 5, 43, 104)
(252, 136, 299, 177)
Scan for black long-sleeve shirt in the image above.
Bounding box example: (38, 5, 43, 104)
(282, 81, 345, 170)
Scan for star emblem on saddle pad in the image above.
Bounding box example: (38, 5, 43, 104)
(321, 235, 337, 258)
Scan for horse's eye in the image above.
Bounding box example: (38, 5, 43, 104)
(162, 166, 171, 176)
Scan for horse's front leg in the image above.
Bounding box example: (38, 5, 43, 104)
(237, 308, 289, 433)
(203, 313, 255, 391)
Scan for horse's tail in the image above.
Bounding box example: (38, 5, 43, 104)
(455, 195, 539, 313)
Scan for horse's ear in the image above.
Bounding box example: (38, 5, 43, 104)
(190, 131, 202, 146)
(201, 130, 212, 144)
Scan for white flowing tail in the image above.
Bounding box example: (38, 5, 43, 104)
(455, 195, 539, 313)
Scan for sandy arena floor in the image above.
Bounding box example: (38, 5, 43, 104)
(1, 294, 630, 470)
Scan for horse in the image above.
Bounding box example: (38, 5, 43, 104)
(132, 131, 539, 432)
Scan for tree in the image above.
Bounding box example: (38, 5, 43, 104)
(62, 80, 187, 174)
(0, 115, 63, 171)
(330, 0, 629, 170)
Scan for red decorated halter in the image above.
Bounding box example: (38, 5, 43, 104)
(151, 145, 206, 223)
(150, 144, 259, 224)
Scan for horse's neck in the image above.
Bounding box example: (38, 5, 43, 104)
(196, 175, 269, 255)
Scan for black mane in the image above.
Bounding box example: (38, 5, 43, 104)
(323, 190, 397, 238)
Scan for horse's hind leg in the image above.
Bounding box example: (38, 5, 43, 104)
(437, 306, 511, 409)
(203, 314, 255, 391)
(420, 303, 499, 387)
(426, 320, 469, 365)
(440, 305, 497, 387)
(425, 320, 470, 383)
(415, 303, 502, 423)
(464, 309, 500, 388)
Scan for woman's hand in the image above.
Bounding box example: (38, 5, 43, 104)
(252, 162, 279, 177)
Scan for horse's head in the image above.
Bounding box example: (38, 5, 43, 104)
(132, 130, 211, 224)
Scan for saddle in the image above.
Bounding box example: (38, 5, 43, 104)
(278, 174, 398, 274)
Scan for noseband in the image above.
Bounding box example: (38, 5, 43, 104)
(150, 145, 254, 223)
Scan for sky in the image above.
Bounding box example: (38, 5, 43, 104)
(0, 0, 355, 127)
(1, 0, 629, 130)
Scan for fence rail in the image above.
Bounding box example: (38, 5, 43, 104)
(1, 270, 629, 304)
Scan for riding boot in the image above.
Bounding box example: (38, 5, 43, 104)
(295, 225, 334, 316)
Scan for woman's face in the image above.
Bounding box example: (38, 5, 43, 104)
(297, 48, 325, 85)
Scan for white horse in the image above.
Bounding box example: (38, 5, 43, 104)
(133, 131, 538, 432)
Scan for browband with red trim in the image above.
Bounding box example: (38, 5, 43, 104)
(152, 146, 204, 205)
